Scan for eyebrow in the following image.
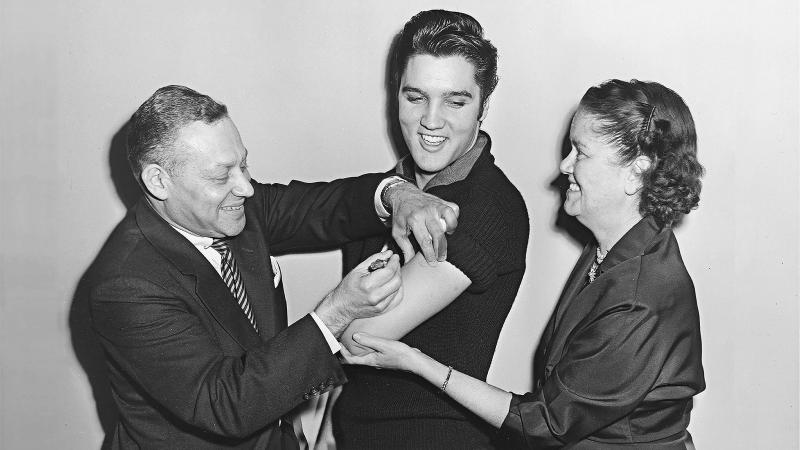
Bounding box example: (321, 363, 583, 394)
(444, 90, 473, 99)
(570, 138, 585, 149)
(401, 87, 426, 96)
(212, 149, 249, 170)
(401, 87, 474, 99)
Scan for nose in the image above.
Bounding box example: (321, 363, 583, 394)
(232, 169, 254, 198)
(420, 102, 444, 130)
(560, 148, 576, 175)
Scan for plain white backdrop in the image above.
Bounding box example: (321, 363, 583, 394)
(1, 1, 797, 448)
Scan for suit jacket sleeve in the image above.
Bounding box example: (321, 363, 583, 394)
(251, 173, 387, 254)
(91, 275, 345, 439)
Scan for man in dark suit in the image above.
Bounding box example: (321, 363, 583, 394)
(87, 85, 459, 449)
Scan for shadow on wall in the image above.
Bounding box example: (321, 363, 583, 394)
(384, 31, 408, 162)
(552, 109, 593, 247)
(69, 121, 137, 449)
(530, 110, 594, 379)
(108, 122, 141, 209)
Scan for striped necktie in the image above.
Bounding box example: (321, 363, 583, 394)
(211, 239, 259, 333)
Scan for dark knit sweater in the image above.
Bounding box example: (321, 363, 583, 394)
(333, 132, 530, 449)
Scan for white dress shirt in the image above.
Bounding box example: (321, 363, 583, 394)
(171, 226, 340, 354)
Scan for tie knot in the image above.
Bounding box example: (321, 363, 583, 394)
(210, 238, 229, 255)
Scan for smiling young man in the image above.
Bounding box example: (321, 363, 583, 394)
(398, 53, 488, 188)
(86, 85, 460, 450)
(331, 10, 530, 449)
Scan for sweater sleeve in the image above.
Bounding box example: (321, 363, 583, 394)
(444, 186, 526, 293)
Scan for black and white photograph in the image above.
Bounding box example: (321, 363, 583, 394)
(1, 1, 797, 449)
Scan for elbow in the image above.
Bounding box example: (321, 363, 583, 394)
(182, 373, 289, 439)
(340, 328, 372, 356)
(187, 401, 283, 439)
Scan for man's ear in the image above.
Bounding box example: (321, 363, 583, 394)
(478, 97, 491, 122)
(140, 163, 171, 201)
(625, 155, 652, 196)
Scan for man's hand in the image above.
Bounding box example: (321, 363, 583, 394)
(387, 182, 459, 263)
(314, 251, 402, 338)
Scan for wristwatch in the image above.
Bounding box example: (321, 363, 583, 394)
(379, 175, 414, 213)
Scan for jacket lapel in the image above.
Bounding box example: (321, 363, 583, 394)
(552, 245, 595, 334)
(135, 198, 262, 350)
(230, 226, 284, 342)
(542, 217, 664, 371)
(540, 244, 595, 370)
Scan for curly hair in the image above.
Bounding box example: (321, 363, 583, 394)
(578, 79, 704, 225)
(392, 9, 498, 118)
(127, 85, 228, 182)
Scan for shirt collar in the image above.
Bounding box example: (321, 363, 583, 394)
(171, 225, 215, 250)
(396, 130, 488, 191)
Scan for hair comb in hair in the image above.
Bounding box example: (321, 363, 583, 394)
(643, 105, 657, 135)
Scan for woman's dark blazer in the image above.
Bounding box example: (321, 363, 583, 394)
(500, 216, 705, 449)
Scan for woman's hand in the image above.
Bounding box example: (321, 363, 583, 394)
(339, 332, 425, 374)
(340, 332, 514, 430)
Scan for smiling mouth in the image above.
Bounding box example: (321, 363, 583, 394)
(420, 134, 447, 146)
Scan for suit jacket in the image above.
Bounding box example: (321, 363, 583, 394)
(88, 174, 386, 449)
(500, 216, 705, 449)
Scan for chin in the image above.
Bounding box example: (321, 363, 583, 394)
(563, 202, 580, 218)
(414, 156, 447, 174)
(220, 222, 246, 237)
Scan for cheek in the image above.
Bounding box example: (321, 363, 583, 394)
(198, 186, 228, 210)
(452, 114, 474, 132)
(398, 104, 418, 126)
(452, 105, 481, 130)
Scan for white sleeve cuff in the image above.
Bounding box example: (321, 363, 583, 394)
(375, 175, 414, 223)
(309, 311, 342, 354)
(374, 177, 395, 222)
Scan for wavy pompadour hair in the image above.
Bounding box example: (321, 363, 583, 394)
(392, 9, 498, 118)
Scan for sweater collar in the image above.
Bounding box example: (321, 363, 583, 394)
(396, 130, 489, 191)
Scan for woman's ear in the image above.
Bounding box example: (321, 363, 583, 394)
(140, 163, 171, 200)
(625, 156, 652, 195)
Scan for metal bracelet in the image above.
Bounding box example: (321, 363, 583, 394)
(440, 365, 453, 393)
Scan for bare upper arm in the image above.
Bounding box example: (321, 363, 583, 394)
(341, 251, 471, 355)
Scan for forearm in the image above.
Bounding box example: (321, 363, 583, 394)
(313, 290, 351, 339)
(92, 280, 343, 437)
(414, 353, 512, 429)
(259, 174, 386, 253)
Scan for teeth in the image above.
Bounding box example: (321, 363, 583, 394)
(421, 134, 446, 145)
(568, 183, 580, 192)
(221, 205, 243, 211)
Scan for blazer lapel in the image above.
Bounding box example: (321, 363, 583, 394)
(135, 199, 261, 350)
(553, 244, 595, 334)
(542, 217, 663, 371)
(541, 244, 595, 369)
(230, 226, 284, 342)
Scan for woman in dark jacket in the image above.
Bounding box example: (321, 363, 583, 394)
(343, 79, 705, 449)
